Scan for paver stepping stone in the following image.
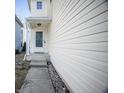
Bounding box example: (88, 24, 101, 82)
(30, 61, 47, 67)
(20, 68, 55, 93)
(26, 68, 50, 80)
(20, 79, 54, 93)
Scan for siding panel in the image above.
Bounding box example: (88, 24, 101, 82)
(48, 0, 108, 93)
(15, 21, 23, 52)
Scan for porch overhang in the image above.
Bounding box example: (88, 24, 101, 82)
(26, 17, 52, 24)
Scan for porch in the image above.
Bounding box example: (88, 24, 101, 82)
(26, 17, 51, 55)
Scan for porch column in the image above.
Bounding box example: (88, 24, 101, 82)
(26, 23, 30, 55)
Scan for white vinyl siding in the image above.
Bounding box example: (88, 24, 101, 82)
(15, 21, 23, 52)
(48, 0, 108, 93)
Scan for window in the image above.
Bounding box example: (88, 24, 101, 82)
(37, 1, 42, 9)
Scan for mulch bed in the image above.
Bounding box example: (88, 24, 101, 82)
(48, 61, 70, 93)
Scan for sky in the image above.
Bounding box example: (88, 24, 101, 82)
(15, 0, 30, 23)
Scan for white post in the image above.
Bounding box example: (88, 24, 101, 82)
(26, 23, 30, 55)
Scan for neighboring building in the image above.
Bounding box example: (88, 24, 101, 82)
(26, 0, 108, 93)
(15, 15, 24, 53)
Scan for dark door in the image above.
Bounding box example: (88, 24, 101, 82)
(36, 32, 43, 47)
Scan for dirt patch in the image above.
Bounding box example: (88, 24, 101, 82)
(15, 52, 30, 93)
(48, 61, 70, 93)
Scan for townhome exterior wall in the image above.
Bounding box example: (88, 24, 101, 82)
(30, 0, 51, 17)
(48, 0, 108, 93)
(15, 19, 23, 52)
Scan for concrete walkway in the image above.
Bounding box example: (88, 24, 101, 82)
(20, 54, 55, 93)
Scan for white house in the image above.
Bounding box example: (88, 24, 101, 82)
(26, 0, 108, 93)
(15, 15, 24, 53)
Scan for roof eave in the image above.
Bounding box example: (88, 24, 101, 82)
(15, 15, 24, 27)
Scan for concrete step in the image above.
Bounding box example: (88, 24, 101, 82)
(30, 54, 46, 61)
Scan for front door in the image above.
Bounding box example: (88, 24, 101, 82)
(32, 31, 45, 53)
(36, 32, 43, 47)
(35, 31, 44, 53)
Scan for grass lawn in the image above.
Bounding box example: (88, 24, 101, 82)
(15, 52, 30, 93)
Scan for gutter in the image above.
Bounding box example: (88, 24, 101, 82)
(15, 15, 23, 27)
